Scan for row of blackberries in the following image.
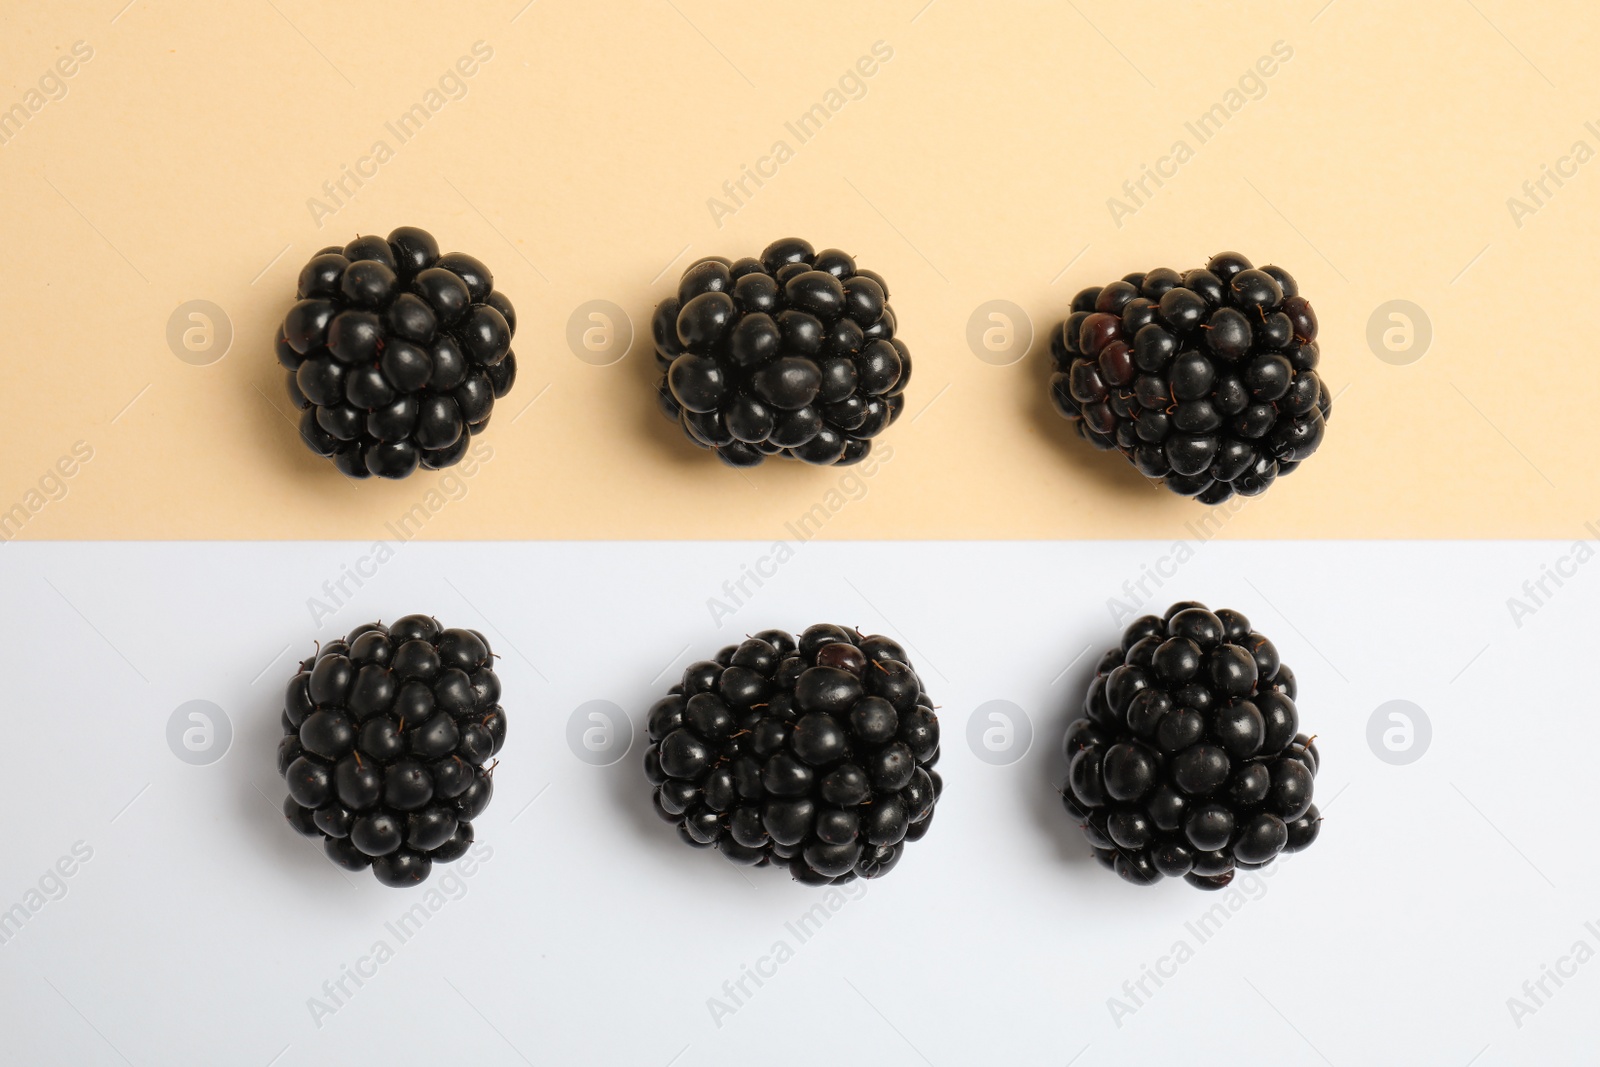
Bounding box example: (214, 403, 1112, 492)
(283, 605, 1319, 893)
(276, 230, 1328, 495)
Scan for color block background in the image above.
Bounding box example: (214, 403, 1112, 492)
(2, 0, 1594, 539)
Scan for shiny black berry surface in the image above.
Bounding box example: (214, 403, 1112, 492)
(1062, 601, 1321, 890)
(276, 226, 518, 479)
(1049, 253, 1331, 503)
(279, 615, 505, 887)
(644, 625, 941, 883)
(652, 238, 911, 468)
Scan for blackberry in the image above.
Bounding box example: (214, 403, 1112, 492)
(279, 615, 506, 887)
(643, 625, 941, 883)
(1048, 253, 1331, 502)
(651, 238, 911, 468)
(1061, 601, 1322, 890)
(276, 226, 519, 479)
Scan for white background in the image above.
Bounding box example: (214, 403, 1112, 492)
(0, 540, 1592, 1066)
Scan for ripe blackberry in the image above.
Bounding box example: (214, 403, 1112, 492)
(276, 226, 519, 479)
(1049, 253, 1331, 502)
(279, 615, 506, 887)
(1061, 602, 1322, 890)
(651, 238, 911, 468)
(643, 625, 941, 883)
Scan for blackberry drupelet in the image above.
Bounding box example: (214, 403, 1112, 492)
(1061, 601, 1322, 890)
(652, 238, 911, 468)
(1048, 253, 1331, 502)
(279, 615, 506, 887)
(643, 625, 941, 883)
(276, 226, 519, 479)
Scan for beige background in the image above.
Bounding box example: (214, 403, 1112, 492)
(2, 0, 1595, 541)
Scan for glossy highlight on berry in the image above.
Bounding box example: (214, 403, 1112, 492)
(1062, 601, 1322, 890)
(277, 226, 519, 479)
(279, 615, 506, 886)
(652, 238, 911, 468)
(643, 625, 941, 883)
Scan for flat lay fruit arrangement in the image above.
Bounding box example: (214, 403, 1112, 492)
(264, 233, 1336, 893)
